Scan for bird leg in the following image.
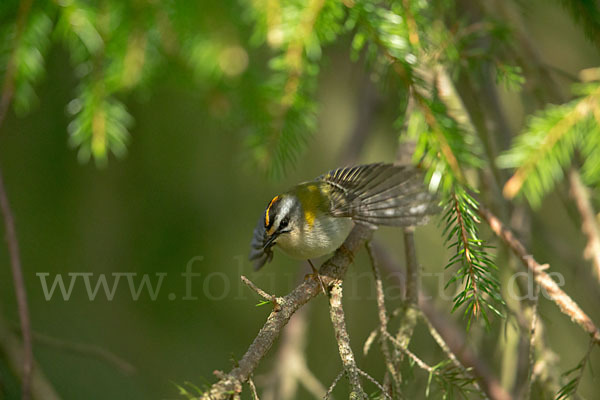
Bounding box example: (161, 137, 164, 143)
(306, 259, 328, 295)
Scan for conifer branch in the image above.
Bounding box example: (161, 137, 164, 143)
(443, 190, 504, 326)
(502, 88, 600, 200)
(479, 205, 600, 344)
(453, 193, 481, 317)
(280, 0, 325, 107)
(0, 0, 33, 126)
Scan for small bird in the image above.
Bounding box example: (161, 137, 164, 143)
(249, 163, 437, 271)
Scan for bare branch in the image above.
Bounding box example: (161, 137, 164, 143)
(525, 285, 541, 400)
(568, 168, 600, 283)
(365, 241, 399, 391)
(362, 328, 378, 356)
(420, 312, 484, 395)
(393, 229, 419, 369)
(0, 314, 60, 400)
(328, 281, 368, 399)
(27, 330, 135, 375)
(241, 276, 275, 302)
(0, 1, 36, 399)
(200, 225, 373, 400)
(479, 205, 600, 344)
(0, 167, 33, 400)
(241, 275, 281, 311)
(355, 369, 391, 400)
(324, 370, 344, 400)
(383, 330, 433, 373)
(421, 315, 459, 367)
(403, 228, 418, 303)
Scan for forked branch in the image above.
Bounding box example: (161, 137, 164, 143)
(200, 224, 373, 400)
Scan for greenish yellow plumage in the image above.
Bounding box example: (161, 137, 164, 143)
(294, 183, 330, 229)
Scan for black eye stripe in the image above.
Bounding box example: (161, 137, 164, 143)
(280, 216, 289, 229)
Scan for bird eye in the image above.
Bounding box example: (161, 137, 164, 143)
(280, 216, 289, 229)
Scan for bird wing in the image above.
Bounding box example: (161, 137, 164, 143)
(317, 163, 438, 227)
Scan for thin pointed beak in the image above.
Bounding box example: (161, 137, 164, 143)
(264, 232, 280, 249)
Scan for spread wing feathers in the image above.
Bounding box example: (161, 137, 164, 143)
(248, 210, 273, 271)
(318, 163, 438, 227)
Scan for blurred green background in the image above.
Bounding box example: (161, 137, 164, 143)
(0, 0, 599, 399)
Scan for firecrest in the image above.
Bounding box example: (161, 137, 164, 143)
(249, 163, 437, 270)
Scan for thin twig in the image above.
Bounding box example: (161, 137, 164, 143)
(373, 241, 511, 400)
(248, 375, 260, 400)
(0, 314, 60, 400)
(479, 205, 600, 344)
(200, 225, 373, 400)
(362, 328, 378, 356)
(421, 315, 459, 367)
(241, 275, 281, 311)
(365, 241, 399, 390)
(383, 330, 433, 373)
(568, 168, 600, 283)
(403, 228, 418, 304)
(0, 1, 35, 399)
(241, 275, 276, 301)
(420, 312, 485, 395)
(328, 282, 368, 399)
(393, 229, 419, 368)
(0, 168, 33, 400)
(355, 369, 392, 400)
(324, 370, 344, 399)
(385, 327, 483, 398)
(363, 307, 407, 356)
(26, 330, 135, 375)
(525, 285, 541, 400)
(559, 337, 595, 398)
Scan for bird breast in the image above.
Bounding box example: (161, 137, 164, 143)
(276, 214, 354, 260)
